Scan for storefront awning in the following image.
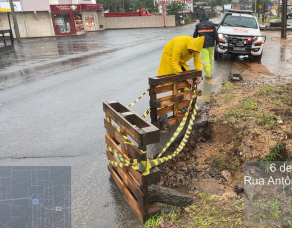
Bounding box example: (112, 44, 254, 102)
(0, 8, 11, 12)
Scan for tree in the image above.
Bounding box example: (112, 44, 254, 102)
(239, 0, 250, 9)
(221, 0, 228, 6)
(98, 0, 134, 12)
(165, 2, 184, 15)
(133, 0, 154, 12)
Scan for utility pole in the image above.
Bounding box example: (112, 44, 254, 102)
(9, 0, 21, 42)
(281, 0, 287, 38)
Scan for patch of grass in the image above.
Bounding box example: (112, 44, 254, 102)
(227, 108, 241, 118)
(222, 81, 235, 88)
(145, 206, 181, 228)
(257, 85, 274, 97)
(273, 98, 283, 107)
(224, 93, 235, 99)
(255, 112, 277, 129)
(283, 95, 292, 106)
(258, 16, 281, 23)
(240, 97, 257, 110)
(145, 214, 162, 228)
(260, 143, 285, 162)
(182, 193, 244, 227)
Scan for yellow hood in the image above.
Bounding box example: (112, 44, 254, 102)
(187, 36, 205, 52)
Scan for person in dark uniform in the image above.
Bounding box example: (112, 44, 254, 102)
(193, 12, 219, 78)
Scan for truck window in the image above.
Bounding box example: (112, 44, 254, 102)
(223, 15, 258, 29)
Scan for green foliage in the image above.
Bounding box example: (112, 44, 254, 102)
(145, 214, 162, 228)
(255, 112, 277, 129)
(224, 93, 235, 99)
(227, 108, 241, 117)
(239, 97, 257, 110)
(98, 0, 154, 12)
(260, 143, 285, 162)
(221, 0, 229, 6)
(258, 85, 274, 97)
(238, 0, 250, 9)
(133, 0, 154, 12)
(166, 2, 184, 15)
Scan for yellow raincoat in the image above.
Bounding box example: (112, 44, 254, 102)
(157, 35, 205, 76)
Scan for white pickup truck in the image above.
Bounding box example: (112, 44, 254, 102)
(214, 10, 266, 61)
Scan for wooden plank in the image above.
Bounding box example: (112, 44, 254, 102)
(139, 133, 149, 218)
(153, 81, 191, 94)
(167, 109, 201, 126)
(106, 140, 144, 186)
(178, 100, 191, 110)
(104, 101, 160, 146)
(105, 134, 127, 160)
(107, 150, 145, 205)
(149, 85, 158, 124)
(178, 81, 190, 89)
(156, 100, 191, 117)
(108, 165, 146, 222)
(157, 105, 173, 116)
(104, 119, 145, 160)
(149, 70, 202, 86)
(154, 84, 172, 94)
(150, 90, 194, 109)
(127, 143, 145, 161)
(173, 82, 178, 116)
(168, 115, 185, 126)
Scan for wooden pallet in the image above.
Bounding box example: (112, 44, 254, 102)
(103, 101, 161, 222)
(149, 70, 202, 128)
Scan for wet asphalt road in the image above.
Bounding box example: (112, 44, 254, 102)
(0, 25, 232, 228)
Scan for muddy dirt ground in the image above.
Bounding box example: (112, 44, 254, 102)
(155, 31, 292, 227)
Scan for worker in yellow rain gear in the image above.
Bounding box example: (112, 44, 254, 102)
(193, 12, 219, 78)
(157, 35, 205, 85)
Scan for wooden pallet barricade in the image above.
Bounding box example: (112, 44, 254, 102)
(103, 101, 161, 222)
(149, 70, 202, 128)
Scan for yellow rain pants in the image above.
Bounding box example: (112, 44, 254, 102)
(201, 47, 214, 78)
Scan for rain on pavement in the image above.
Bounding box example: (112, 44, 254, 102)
(0, 23, 291, 227)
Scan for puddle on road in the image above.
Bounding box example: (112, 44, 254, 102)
(261, 31, 292, 80)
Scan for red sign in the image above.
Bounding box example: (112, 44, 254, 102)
(81, 4, 103, 10)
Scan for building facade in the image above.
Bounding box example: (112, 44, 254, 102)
(0, 0, 104, 37)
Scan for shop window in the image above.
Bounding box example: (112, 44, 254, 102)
(84, 14, 95, 30)
(74, 13, 84, 31)
(54, 14, 71, 33)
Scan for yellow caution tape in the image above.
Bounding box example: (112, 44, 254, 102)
(107, 103, 198, 175)
(128, 88, 149, 107)
(106, 118, 147, 154)
(156, 86, 197, 159)
(107, 85, 199, 175)
(142, 107, 151, 118)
